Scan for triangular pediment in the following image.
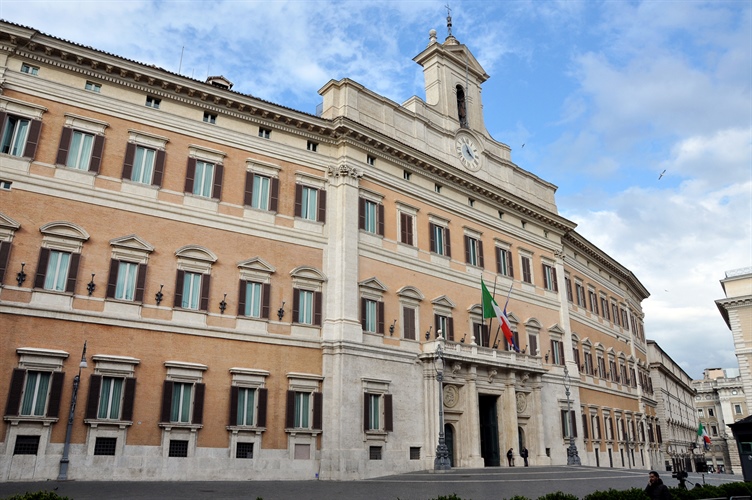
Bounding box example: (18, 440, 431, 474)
(237, 257, 275, 274)
(358, 277, 387, 292)
(0, 211, 20, 231)
(110, 234, 154, 253)
(431, 295, 455, 308)
(548, 324, 566, 336)
(506, 312, 520, 324)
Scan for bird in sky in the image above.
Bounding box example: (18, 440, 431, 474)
(658, 169, 666, 180)
(521, 143, 525, 148)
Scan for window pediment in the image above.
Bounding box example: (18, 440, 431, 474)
(431, 295, 455, 309)
(358, 277, 387, 293)
(40, 221, 89, 241)
(110, 234, 155, 260)
(175, 245, 217, 262)
(396, 286, 424, 301)
(506, 312, 520, 325)
(525, 318, 542, 329)
(0, 211, 20, 241)
(290, 266, 326, 281)
(238, 257, 275, 274)
(548, 324, 566, 336)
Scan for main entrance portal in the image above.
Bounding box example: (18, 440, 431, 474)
(479, 395, 500, 466)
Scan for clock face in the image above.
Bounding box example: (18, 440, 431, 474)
(455, 136, 481, 171)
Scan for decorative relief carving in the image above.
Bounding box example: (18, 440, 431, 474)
(516, 392, 527, 414)
(488, 369, 497, 384)
(452, 362, 462, 376)
(327, 165, 363, 179)
(444, 385, 459, 408)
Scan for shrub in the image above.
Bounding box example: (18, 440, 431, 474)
(584, 487, 648, 500)
(2, 492, 71, 500)
(537, 492, 580, 500)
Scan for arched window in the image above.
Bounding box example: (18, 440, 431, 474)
(456, 85, 468, 128)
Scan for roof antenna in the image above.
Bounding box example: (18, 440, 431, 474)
(446, 4, 453, 38)
(178, 46, 184, 74)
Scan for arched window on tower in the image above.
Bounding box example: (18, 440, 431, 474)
(456, 85, 468, 128)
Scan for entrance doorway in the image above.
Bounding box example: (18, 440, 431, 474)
(445, 424, 455, 467)
(479, 395, 500, 466)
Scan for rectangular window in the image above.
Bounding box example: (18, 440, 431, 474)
(170, 382, 193, 423)
(243, 281, 263, 318)
(145, 96, 161, 109)
(369, 446, 383, 460)
(168, 439, 189, 457)
(468, 198, 475, 207)
(301, 186, 318, 221)
(203, 112, 216, 124)
(465, 236, 483, 267)
(601, 297, 610, 320)
(236, 442, 254, 459)
(434, 184, 442, 193)
(21, 63, 39, 75)
(736, 404, 743, 414)
(402, 306, 416, 340)
(575, 283, 586, 307)
(430, 223, 450, 257)
(20, 371, 51, 416)
(259, 127, 271, 139)
(399, 212, 414, 246)
(364, 299, 377, 333)
(403, 170, 411, 181)
(65, 130, 95, 170)
(251, 174, 271, 210)
(0, 180, 11, 190)
(297, 289, 314, 324)
(13, 435, 40, 455)
(237, 387, 256, 426)
(94, 437, 117, 456)
(131, 146, 156, 184)
(496, 247, 513, 277)
(366, 393, 381, 430)
(366, 155, 375, 165)
(97, 376, 124, 419)
(193, 160, 215, 198)
(306, 141, 318, 152)
(362, 199, 378, 233)
(85, 81, 101, 93)
(584, 352, 593, 375)
(114, 261, 138, 301)
(181, 272, 202, 310)
(561, 410, 577, 438)
(542, 264, 558, 291)
(589, 291, 598, 314)
(1, 115, 30, 156)
(709, 408, 715, 417)
(597, 357, 606, 378)
(521, 256, 532, 283)
(44, 250, 71, 291)
(565, 277, 573, 302)
(293, 391, 311, 428)
(410, 447, 421, 459)
(551, 340, 563, 365)
(612, 303, 620, 325)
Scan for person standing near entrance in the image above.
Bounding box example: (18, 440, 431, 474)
(520, 447, 529, 466)
(645, 471, 671, 500)
(506, 448, 514, 466)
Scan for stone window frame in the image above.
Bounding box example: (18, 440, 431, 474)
(396, 286, 423, 341)
(285, 372, 323, 461)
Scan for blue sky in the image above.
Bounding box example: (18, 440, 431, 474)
(4, 0, 751, 379)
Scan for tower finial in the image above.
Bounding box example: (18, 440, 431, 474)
(446, 4, 453, 38)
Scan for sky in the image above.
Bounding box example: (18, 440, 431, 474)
(3, 0, 750, 379)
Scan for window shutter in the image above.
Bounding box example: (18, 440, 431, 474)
(34, 247, 50, 289)
(121, 142, 136, 180)
(243, 172, 254, 206)
(229, 386, 239, 426)
(212, 163, 224, 200)
(0, 241, 10, 285)
(184, 158, 196, 193)
(56, 127, 72, 165)
(22, 119, 42, 158)
(508, 250, 514, 278)
(88, 134, 105, 173)
(0, 112, 6, 138)
(360, 297, 367, 329)
(358, 198, 366, 230)
(314, 291, 322, 326)
(152, 149, 166, 187)
(313, 392, 323, 430)
(192, 383, 205, 425)
(160, 380, 173, 423)
(571, 410, 578, 437)
(363, 393, 370, 432)
(434, 314, 440, 338)
(285, 390, 295, 429)
(47, 371, 65, 418)
(558, 341, 565, 365)
(561, 410, 567, 437)
(447, 317, 454, 342)
(261, 283, 270, 319)
(121, 377, 136, 421)
(5, 369, 26, 416)
(377, 301, 384, 334)
(200, 274, 210, 311)
(134, 264, 147, 303)
(403, 307, 415, 340)
(444, 227, 451, 257)
(464, 236, 471, 264)
(65, 253, 80, 294)
(269, 177, 279, 212)
(377, 203, 385, 236)
(173, 270, 185, 308)
(317, 189, 326, 223)
(85, 374, 102, 420)
(478, 240, 484, 268)
(552, 268, 558, 291)
(384, 394, 393, 432)
(496, 247, 502, 274)
(292, 288, 300, 323)
(256, 388, 268, 428)
(429, 223, 436, 252)
(106, 259, 119, 298)
(237, 280, 246, 316)
(294, 184, 302, 217)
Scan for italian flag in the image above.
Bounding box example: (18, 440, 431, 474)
(698, 422, 711, 448)
(481, 279, 518, 351)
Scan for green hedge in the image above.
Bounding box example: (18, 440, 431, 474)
(2, 492, 71, 500)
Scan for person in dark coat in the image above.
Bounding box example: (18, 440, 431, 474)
(520, 447, 529, 466)
(645, 471, 671, 500)
(506, 448, 514, 466)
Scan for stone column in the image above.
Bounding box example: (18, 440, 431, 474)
(532, 379, 548, 463)
(465, 365, 483, 467)
(502, 373, 519, 462)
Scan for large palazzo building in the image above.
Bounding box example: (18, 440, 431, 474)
(0, 20, 662, 481)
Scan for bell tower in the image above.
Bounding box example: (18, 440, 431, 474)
(413, 10, 490, 133)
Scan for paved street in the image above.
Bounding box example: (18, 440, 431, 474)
(0, 467, 741, 500)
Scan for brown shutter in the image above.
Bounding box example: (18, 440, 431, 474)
(85, 374, 102, 420)
(106, 259, 119, 298)
(88, 134, 104, 173)
(294, 184, 302, 217)
(229, 386, 239, 426)
(184, 157, 196, 193)
(243, 172, 254, 206)
(559, 341, 565, 365)
(403, 307, 415, 340)
(0, 112, 6, 142)
(261, 283, 270, 319)
(0, 241, 10, 285)
(360, 297, 367, 329)
(358, 198, 365, 230)
(192, 383, 205, 425)
(47, 371, 65, 418)
(552, 268, 558, 291)
(5, 369, 26, 416)
(256, 388, 268, 428)
(134, 264, 147, 303)
(269, 177, 279, 212)
(65, 253, 80, 294)
(56, 127, 72, 165)
(363, 393, 370, 432)
(447, 317, 454, 341)
(22, 119, 42, 158)
(211, 163, 223, 200)
(121, 142, 136, 180)
(34, 247, 50, 288)
(444, 227, 451, 258)
(377, 301, 385, 334)
(237, 280, 246, 316)
(478, 240, 484, 268)
(121, 377, 136, 421)
(173, 270, 185, 308)
(429, 223, 436, 252)
(464, 236, 471, 264)
(317, 189, 326, 223)
(312, 392, 323, 431)
(561, 410, 567, 437)
(571, 410, 578, 437)
(160, 381, 173, 422)
(152, 149, 166, 187)
(496, 247, 502, 274)
(384, 394, 393, 432)
(508, 250, 514, 278)
(313, 291, 322, 326)
(434, 314, 440, 338)
(199, 274, 210, 312)
(285, 390, 295, 428)
(377, 203, 384, 236)
(292, 288, 299, 323)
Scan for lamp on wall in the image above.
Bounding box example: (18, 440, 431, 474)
(563, 365, 581, 466)
(219, 293, 227, 314)
(433, 342, 451, 470)
(389, 319, 397, 335)
(58, 341, 88, 480)
(86, 274, 96, 296)
(425, 326, 432, 341)
(155, 284, 164, 306)
(16, 262, 26, 287)
(277, 301, 285, 321)
(545, 350, 550, 363)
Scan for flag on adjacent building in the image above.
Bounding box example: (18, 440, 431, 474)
(481, 279, 518, 351)
(698, 422, 711, 450)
